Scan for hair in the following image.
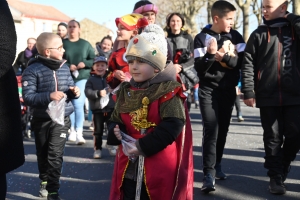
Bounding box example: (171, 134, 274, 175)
(100, 35, 114, 46)
(68, 19, 80, 28)
(36, 32, 61, 55)
(166, 13, 185, 29)
(58, 22, 67, 29)
(211, 0, 236, 18)
(27, 37, 36, 43)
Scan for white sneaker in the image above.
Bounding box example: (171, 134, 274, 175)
(76, 130, 86, 145)
(107, 145, 118, 156)
(68, 130, 76, 142)
(93, 149, 101, 159)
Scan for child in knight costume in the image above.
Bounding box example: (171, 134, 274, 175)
(108, 24, 193, 200)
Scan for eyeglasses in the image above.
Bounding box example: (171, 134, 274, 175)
(48, 45, 63, 51)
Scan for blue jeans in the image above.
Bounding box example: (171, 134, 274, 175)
(70, 79, 87, 131)
(194, 87, 199, 102)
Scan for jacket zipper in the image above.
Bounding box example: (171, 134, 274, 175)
(53, 71, 58, 92)
(277, 28, 282, 105)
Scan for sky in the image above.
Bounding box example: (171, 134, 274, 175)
(24, 0, 139, 33)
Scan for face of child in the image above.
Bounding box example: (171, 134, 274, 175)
(101, 39, 113, 52)
(57, 25, 68, 39)
(116, 24, 136, 42)
(129, 59, 158, 83)
(93, 62, 107, 76)
(47, 37, 65, 60)
(169, 15, 182, 33)
(262, 0, 287, 21)
(142, 11, 156, 24)
(215, 11, 235, 33)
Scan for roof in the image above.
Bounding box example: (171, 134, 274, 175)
(7, 0, 71, 22)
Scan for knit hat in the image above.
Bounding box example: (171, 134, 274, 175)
(126, 24, 167, 71)
(115, 13, 148, 31)
(133, 0, 158, 14)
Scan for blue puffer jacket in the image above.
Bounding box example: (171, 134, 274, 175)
(22, 56, 77, 118)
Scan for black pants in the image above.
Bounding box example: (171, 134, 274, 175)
(31, 116, 71, 193)
(199, 86, 236, 176)
(93, 112, 112, 150)
(0, 174, 6, 200)
(260, 106, 300, 177)
(122, 178, 150, 200)
(234, 95, 242, 116)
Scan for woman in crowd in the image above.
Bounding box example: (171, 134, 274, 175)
(63, 20, 95, 145)
(96, 35, 113, 59)
(57, 22, 68, 39)
(166, 12, 198, 111)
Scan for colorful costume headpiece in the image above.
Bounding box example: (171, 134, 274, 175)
(115, 13, 148, 31)
(133, 1, 158, 15)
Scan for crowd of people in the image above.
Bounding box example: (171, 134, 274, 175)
(1, 0, 300, 199)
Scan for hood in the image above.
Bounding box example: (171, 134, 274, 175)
(202, 24, 232, 40)
(28, 55, 66, 71)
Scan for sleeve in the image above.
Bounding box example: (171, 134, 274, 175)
(65, 68, 78, 99)
(193, 33, 215, 76)
(286, 13, 300, 40)
(82, 43, 95, 69)
(241, 31, 258, 99)
(0, 0, 17, 78)
(22, 67, 52, 107)
(181, 34, 195, 69)
(136, 95, 185, 157)
(221, 31, 246, 69)
(84, 78, 99, 100)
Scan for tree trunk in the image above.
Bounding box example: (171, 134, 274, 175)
(242, 6, 250, 41)
(293, 0, 300, 15)
(207, 0, 213, 24)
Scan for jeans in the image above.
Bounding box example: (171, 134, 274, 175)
(93, 112, 112, 150)
(70, 79, 87, 132)
(194, 87, 199, 102)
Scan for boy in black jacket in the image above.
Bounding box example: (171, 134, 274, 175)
(22, 33, 80, 200)
(85, 56, 115, 159)
(242, 0, 300, 195)
(193, 0, 245, 193)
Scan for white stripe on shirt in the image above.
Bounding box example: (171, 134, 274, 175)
(194, 47, 207, 58)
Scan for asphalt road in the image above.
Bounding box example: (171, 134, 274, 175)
(5, 101, 300, 200)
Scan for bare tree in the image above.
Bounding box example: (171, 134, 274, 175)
(292, 0, 300, 15)
(252, 0, 262, 25)
(235, 0, 252, 41)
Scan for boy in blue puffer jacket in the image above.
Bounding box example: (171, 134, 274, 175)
(22, 32, 80, 200)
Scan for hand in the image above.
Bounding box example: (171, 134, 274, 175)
(114, 70, 126, 81)
(114, 125, 122, 140)
(127, 147, 140, 156)
(99, 89, 107, 97)
(174, 64, 182, 74)
(244, 98, 256, 107)
(50, 91, 65, 101)
(70, 86, 80, 97)
(70, 64, 77, 72)
(77, 62, 85, 69)
(215, 51, 225, 62)
(207, 38, 218, 54)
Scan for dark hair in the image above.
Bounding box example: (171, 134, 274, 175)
(100, 35, 113, 46)
(68, 19, 80, 28)
(166, 13, 185, 29)
(211, 0, 236, 18)
(58, 22, 67, 29)
(133, 0, 153, 11)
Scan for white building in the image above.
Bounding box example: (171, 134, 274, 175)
(7, 0, 71, 54)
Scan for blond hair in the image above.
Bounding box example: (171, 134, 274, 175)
(36, 32, 61, 55)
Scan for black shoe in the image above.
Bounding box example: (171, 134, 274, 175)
(215, 163, 227, 180)
(282, 165, 291, 182)
(269, 175, 286, 195)
(47, 192, 61, 200)
(39, 181, 48, 197)
(201, 173, 215, 193)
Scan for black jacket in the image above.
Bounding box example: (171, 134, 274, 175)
(85, 72, 115, 113)
(194, 25, 245, 89)
(0, 0, 25, 174)
(13, 49, 37, 74)
(22, 56, 77, 118)
(242, 14, 300, 107)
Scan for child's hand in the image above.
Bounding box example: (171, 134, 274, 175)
(50, 91, 65, 101)
(77, 62, 85, 69)
(115, 70, 126, 81)
(114, 125, 122, 140)
(70, 64, 77, 72)
(207, 38, 218, 54)
(70, 86, 80, 97)
(174, 64, 182, 74)
(99, 89, 107, 97)
(215, 51, 225, 62)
